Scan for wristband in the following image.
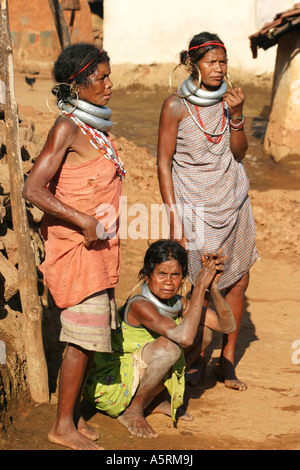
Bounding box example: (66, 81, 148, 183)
(230, 116, 245, 129)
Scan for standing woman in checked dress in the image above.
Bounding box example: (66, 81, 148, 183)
(157, 32, 259, 391)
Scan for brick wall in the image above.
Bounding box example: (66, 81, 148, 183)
(8, 0, 94, 66)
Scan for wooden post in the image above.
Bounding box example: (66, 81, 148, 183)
(60, 0, 81, 38)
(1, 0, 49, 403)
(48, 0, 71, 49)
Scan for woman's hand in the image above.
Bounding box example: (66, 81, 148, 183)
(194, 256, 217, 291)
(199, 249, 227, 290)
(82, 216, 106, 248)
(223, 87, 245, 117)
(211, 252, 227, 288)
(223, 87, 248, 161)
(203, 249, 227, 289)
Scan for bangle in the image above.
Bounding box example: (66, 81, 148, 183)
(230, 115, 244, 120)
(230, 116, 245, 129)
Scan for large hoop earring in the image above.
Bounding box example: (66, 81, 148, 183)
(46, 89, 59, 114)
(46, 82, 79, 114)
(125, 278, 143, 303)
(225, 73, 234, 89)
(181, 279, 188, 299)
(169, 62, 201, 98)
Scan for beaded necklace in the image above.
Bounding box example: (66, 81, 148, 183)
(62, 112, 126, 179)
(183, 99, 229, 140)
(194, 101, 226, 144)
(183, 99, 230, 156)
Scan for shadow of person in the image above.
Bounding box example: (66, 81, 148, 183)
(184, 294, 258, 404)
(81, 397, 99, 422)
(41, 286, 65, 397)
(251, 111, 269, 141)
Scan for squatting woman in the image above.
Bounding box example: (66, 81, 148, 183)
(84, 240, 235, 438)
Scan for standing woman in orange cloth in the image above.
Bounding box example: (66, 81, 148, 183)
(157, 32, 259, 391)
(23, 43, 125, 450)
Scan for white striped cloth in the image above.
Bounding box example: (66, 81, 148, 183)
(60, 290, 119, 352)
(172, 101, 259, 289)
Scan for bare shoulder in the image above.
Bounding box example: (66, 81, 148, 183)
(161, 94, 185, 122)
(43, 114, 79, 152)
(128, 298, 161, 327)
(50, 114, 79, 138)
(130, 298, 159, 318)
(162, 94, 183, 111)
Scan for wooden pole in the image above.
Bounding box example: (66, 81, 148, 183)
(1, 0, 49, 403)
(48, 0, 71, 49)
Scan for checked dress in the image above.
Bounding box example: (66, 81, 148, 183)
(172, 100, 259, 290)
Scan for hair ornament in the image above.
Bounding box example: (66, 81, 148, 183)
(188, 41, 227, 53)
(67, 50, 103, 82)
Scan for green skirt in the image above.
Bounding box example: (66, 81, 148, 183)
(83, 316, 186, 421)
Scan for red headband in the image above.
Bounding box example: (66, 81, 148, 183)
(68, 51, 103, 81)
(188, 41, 227, 53)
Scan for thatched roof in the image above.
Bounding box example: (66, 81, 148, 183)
(249, 3, 300, 58)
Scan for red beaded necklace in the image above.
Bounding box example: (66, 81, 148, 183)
(194, 101, 226, 144)
(62, 112, 126, 179)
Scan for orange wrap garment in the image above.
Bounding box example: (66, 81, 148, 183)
(40, 151, 122, 309)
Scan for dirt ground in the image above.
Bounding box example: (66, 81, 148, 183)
(1, 67, 300, 451)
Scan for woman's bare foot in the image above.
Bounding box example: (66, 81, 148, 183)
(213, 360, 247, 391)
(77, 416, 100, 441)
(117, 409, 158, 439)
(48, 422, 103, 450)
(147, 400, 194, 421)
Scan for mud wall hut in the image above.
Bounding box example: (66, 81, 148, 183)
(249, 3, 300, 161)
(7, 0, 95, 70)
